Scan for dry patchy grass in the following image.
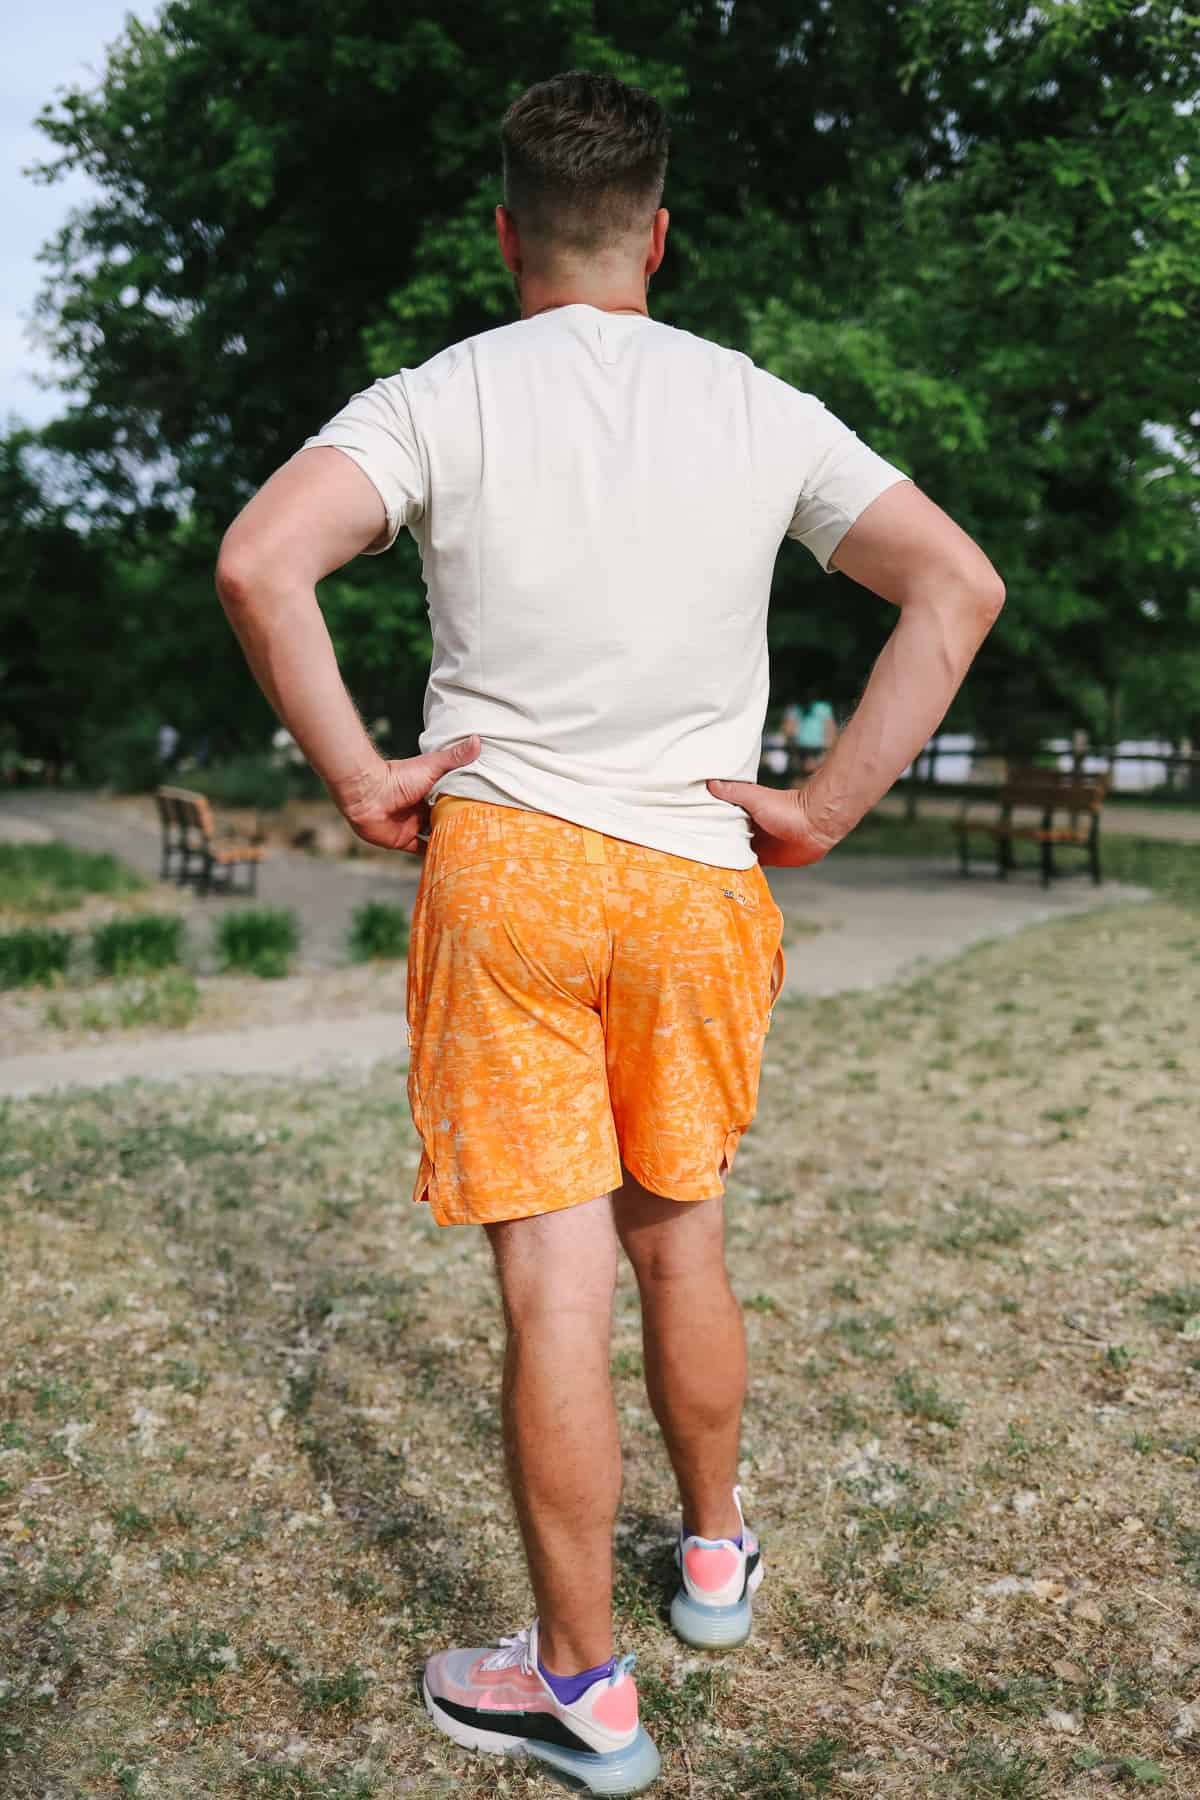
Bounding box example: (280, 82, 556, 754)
(1, 900, 1199, 1798)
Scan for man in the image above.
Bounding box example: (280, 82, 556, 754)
(216, 69, 1004, 1797)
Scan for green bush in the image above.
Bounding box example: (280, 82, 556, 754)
(0, 926, 74, 989)
(0, 842, 145, 916)
(192, 754, 295, 812)
(347, 900, 409, 962)
(214, 907, 299, 978)
(91, 913, 186, 976)
(89, 713, 165, 794)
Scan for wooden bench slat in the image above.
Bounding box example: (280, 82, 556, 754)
(951, 766, 1106, 887)
(153, 786, 264, 896)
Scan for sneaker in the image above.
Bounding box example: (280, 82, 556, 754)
(422, 1615, 661, 1796)
(670, 1482, 763, 1649)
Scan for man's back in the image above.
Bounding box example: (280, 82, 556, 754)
(298, 303, 909, 866)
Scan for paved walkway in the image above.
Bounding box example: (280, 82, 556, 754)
(1, 789, 1152, 1099)
(875, 789, 1200, 843)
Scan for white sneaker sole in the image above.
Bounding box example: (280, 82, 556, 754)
(670, 1551, 765, 1649)
(422, 1675, 662, 1796)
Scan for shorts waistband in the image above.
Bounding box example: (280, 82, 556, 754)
(428, 794, 759, 887)
(432, 794, 608, 864)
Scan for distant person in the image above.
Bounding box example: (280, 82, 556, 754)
(216, 68, 1005, 1794)
(785, 692, 837, 779)
(156, 722, 180, 772)
(760, 725, 789, 778)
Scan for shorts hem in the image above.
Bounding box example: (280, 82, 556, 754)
(621, 1160, 728, 1205)
(417, 1161, 624, 1228)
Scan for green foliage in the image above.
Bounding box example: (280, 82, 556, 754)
(0, 925, 73, 989)
(91, 913, 185, 975)
(347, 900, 409, 962)
(89, 712, 166, 794)
(0, 842, 145, 916)
(214, 907, 299, 978)
(191, 754, 297, 812)
(6, 0, 1199, 765)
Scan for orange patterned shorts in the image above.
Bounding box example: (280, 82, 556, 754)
(404, 797, 786, 1227)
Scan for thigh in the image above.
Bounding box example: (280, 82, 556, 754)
(604, 860, 785, 1204)
(406, 807, 622, 1226)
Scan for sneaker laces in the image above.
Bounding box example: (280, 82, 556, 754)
(482, 1627, 636, 1692)
(480, 1627, 534, 1675)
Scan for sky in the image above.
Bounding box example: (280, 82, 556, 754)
(1, 1, 154, 431)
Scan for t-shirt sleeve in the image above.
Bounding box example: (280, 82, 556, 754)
(294, 373, 425, 556)
(779, 387, 912, 575)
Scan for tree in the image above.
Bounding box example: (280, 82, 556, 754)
(15, 0, 1200, 767)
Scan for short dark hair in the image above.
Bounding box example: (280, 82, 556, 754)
(500, 70, 670, 259)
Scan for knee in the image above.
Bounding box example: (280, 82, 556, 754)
(630, 1238, 729, 1296)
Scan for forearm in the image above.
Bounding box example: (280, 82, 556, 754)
(801, 584, 1002, 846)
(217, 577, 383, 809)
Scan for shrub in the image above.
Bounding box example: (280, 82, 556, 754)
(0, 926, 74, 989)
(192, 754, 296, 812)
(90, 714, 165, 794)
(347, 900, 409, 962)
(91, 913, 185, 976)
(214, 907, 299, 978)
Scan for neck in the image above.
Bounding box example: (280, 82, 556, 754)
(517, 270, 649, 321)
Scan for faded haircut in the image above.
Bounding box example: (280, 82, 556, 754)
(500, 70, 670, 260)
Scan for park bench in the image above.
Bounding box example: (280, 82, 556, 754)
(154, 786, 265, 896)
(951, 767, 1106, 887)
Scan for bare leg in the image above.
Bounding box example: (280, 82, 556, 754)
(613, 1168, 746, 1541)
(485, 1191, 620, 1676)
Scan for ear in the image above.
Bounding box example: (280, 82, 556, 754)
(495, 204, 521, 273)
(646, 207, 669, 277)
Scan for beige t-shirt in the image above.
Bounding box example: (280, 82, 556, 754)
(295, 303, 910, 867)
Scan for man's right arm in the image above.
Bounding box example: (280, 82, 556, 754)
(708, 480, 1004, 864)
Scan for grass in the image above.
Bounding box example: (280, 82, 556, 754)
(0, 898, 1198, 1795)
(347, 900, 409, 962)
(90, 912, 185, 975)
(214, 906, 300, 978)
(0, 841, 146, 916)
(0, 924, 73, 988)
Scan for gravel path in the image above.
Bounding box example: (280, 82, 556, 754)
(1, 788, 1151, 1097)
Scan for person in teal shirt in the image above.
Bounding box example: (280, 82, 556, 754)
(782, 692, 836, 778)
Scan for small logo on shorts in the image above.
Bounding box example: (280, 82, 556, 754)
(723, 888, 753, 908)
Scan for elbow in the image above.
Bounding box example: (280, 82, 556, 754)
(977, 575, 1006, 627)
(214, 537, 261, 617)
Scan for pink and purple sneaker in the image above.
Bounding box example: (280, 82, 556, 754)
(422, 1615, 661, 1796)
(671, 1482, 764, 1648)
